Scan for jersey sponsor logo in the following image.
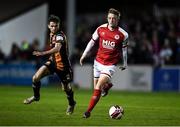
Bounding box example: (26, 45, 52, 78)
(102, 39, 115, 49)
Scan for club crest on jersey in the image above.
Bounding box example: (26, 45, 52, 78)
(102, 40, 115, 49)
(114, 35, 120, 40)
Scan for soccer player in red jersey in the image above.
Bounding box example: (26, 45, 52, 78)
(80, 8, 128, 118)
(23, 15, 76, 115)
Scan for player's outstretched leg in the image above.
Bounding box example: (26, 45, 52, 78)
(101, 83, 113, 97)
(62, 84, 76, 115)
(23, 82, 41, 104)
(83, 89, 101, 118)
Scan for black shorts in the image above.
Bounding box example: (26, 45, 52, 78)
(44, 60, 73, 84)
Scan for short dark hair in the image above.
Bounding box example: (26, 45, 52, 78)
(48, 14, 60, 24)
(108, 8, 121, 18)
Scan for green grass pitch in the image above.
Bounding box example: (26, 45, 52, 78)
(0, 85, 180, 126)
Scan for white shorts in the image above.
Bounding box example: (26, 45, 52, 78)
(93, 60, 116, 79)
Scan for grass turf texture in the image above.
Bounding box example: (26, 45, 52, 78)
(0, 85, 180, 126)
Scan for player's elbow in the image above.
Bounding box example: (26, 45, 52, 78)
(54, 46, 61, 52)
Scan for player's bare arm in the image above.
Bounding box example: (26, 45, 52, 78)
(33, 42, 62, 56)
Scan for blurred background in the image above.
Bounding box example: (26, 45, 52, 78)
(0, 0, 180, 92)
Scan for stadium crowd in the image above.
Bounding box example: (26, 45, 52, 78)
(0, 9, 180, 67)
(0, 39, 39, 62)
(72, 9, 180, 67)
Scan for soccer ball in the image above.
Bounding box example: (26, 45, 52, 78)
(109, 105, 124, 119)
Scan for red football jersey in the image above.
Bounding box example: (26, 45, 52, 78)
(92, 23, 128, 65)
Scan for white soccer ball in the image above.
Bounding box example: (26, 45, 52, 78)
(109, 105, 124, 119)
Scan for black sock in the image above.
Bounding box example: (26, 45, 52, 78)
(65, 89, 75, 106)
(32, 81, 41, 99)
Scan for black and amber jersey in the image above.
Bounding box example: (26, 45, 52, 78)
(49, 31, 71, 70)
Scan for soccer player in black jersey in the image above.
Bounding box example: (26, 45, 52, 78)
(23, 15, 76, 115)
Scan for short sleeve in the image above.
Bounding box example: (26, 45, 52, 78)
(56, 35, 64, 41)
(92, 28, 99, 41)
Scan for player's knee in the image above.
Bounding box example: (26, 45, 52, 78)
(32, 75, 40, 83)
(62, 83, 72, 92)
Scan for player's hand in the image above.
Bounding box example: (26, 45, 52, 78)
(33, 51, 44, 56)
(119, 65, 127, 71)
(79, 56, 84, 66)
